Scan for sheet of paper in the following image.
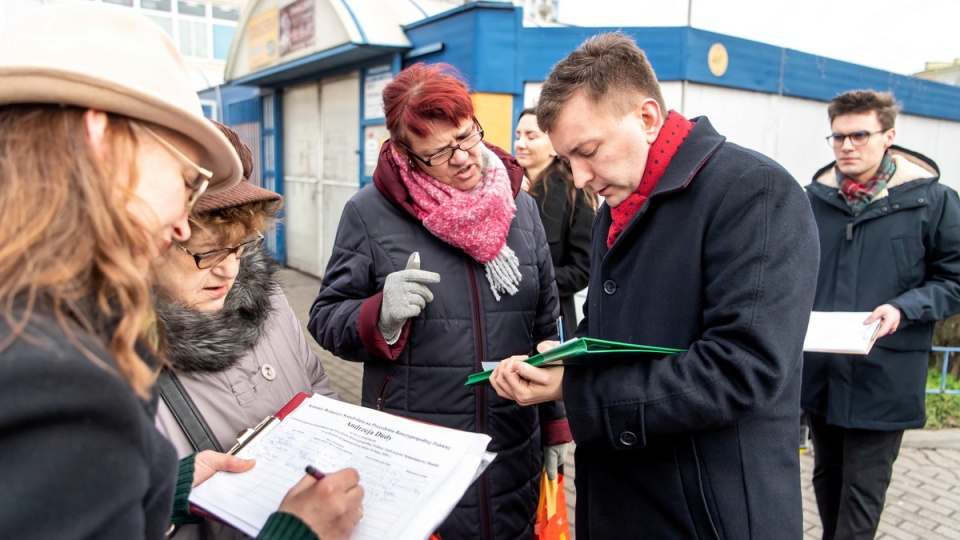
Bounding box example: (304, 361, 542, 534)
(189, 395, 493, 539)
(803, 311, 882, 354)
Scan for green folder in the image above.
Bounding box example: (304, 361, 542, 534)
(465, 337, 686, 386)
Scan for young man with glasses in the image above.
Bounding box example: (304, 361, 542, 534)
(803, 89, 960, 539)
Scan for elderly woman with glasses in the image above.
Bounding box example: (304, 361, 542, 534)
(151, 121, 342, 539)
(0, 4, 361, 539)
(308, 62, 570, 540)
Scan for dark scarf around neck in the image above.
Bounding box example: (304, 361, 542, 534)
(155, 249, 279, 372)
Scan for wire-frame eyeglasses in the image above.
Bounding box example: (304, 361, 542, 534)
(174, 230, 265, 269)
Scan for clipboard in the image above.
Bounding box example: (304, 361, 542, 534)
(465, 337, 685, 386)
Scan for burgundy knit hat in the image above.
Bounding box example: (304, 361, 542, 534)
(194, 121, 282, 213)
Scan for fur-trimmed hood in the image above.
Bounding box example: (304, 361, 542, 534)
(813, 145, 940, 201)
(155, 250, 279, 372)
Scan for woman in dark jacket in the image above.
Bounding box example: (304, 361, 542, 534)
(515, 108, 597, 338)
(308, 63, 571, 540)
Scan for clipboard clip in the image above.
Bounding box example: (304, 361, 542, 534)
(228, 414, 278, 455)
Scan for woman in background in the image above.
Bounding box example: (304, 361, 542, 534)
(152, 122, 342, 539)
(0, 4, 361, 539)
(515, 107, 597, 337)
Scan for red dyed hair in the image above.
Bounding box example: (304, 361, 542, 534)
(382, 62, 475, 144)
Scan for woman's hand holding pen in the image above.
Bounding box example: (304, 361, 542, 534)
(280, 467, 365, 540)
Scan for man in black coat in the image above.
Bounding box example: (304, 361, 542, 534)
(803, 89, 960, 539)
(491, 31, 820, 539)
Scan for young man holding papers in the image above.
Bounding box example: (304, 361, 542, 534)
(491, 32, 819, 539)
(802, 90, 960, 539)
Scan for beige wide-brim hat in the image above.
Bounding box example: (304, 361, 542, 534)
(0, 2, 241, 192)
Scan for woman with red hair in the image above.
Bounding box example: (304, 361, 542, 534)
(309, 63, 571, 540)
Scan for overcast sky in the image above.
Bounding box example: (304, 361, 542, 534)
(556, 0, 958, 75)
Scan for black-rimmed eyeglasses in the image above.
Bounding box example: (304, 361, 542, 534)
(174, 230, 264, 269)
(395, 121, 485, 167)
(825, 130, 887, 148)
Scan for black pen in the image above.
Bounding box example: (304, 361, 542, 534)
(305, 464, 326, 480)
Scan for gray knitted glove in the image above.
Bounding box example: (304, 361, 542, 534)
(378, 252, 441, 343)
(543, 442, 569, 481)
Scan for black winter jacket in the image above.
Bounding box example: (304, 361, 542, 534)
(802, 146, 960, 430)
(308, 141, 565, 540)
(528, 168, 595, 338)
(564, 117, 819, 539)
(0, 313, 177, 538)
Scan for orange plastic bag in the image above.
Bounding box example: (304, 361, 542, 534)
(534, 468, 570, 540)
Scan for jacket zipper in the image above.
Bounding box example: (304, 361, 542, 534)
(465, 258, 492, 540)
(375, 375, 391, 411)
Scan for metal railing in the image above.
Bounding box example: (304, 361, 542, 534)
(928, 346, 960, 395)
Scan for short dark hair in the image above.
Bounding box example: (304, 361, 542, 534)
(536, 31, 666, 133)
(828, 90, 901, 131)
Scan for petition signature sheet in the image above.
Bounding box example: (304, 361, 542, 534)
(189, 395, 494, 539)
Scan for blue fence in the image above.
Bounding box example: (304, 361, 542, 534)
(928, 346, 960, 395)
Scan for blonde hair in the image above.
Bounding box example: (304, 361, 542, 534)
(0, 105, 158, 399)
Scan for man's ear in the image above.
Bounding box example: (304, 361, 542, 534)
(636, 98, 663, 144)
(883, 127, 897, 149)
(83, 109, 110, 159)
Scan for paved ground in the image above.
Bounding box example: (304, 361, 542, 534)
(279, 267, 960, 539)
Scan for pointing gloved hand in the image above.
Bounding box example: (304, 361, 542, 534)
(543, 442, 569, 481)
(378, 252, 441, 343)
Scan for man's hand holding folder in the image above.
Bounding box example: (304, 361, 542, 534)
(487, 337, 686, 405)
(490, 341, 566, 406)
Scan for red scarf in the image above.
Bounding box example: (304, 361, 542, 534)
(607, 110, 694, 248)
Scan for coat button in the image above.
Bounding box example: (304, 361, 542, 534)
(619, 431, 638, 446)
(881, 207, 888, 212)
(603, 280, 617, 294)
(892, 203, 899, 209)
(918, 197, 925, 204)
(261, 364, 276, 381)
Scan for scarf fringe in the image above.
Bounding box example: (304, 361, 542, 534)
(484, 244, 521, 301)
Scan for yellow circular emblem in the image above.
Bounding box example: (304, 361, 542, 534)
(708, 43, 728, 77)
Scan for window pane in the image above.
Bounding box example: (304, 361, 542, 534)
(146, 14, 173, 38)
(141, 0, 171, 11)
(103, 0, 133, 6)
(178, 1, 206, 17)
(212, 4, 239, 21)
(179, 20, 209, 58)
(213, 24, 235, 60)
(193, 21, 208, 58)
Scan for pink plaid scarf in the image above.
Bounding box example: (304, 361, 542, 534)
(391, 144, 521, 300)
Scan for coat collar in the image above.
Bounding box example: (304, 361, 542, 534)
(647, 116, 726, 198)
(155, 249, 279, 373)
(812, 145, 939, 190)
